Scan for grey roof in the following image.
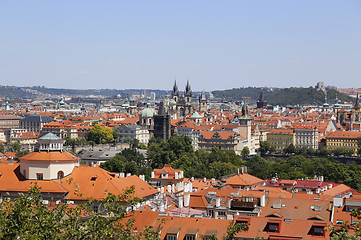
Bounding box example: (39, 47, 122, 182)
(79, 149, 121, 160)
(20, 115, 53, 123)
(39, 133, 63, 141)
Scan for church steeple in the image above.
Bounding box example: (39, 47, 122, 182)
(172, 80, 179, 96)
(185, 79, 192, 97)
(355, 93, 360, 109)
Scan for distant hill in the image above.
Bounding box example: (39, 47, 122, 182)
(28, 86, 169, 98)
(0, 85, 170, 100)
(212, 87, 354, 106)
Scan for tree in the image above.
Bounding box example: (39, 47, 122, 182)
(8, 141, 22, 152)
(0, 143, 5, 153)
(241, 146, 250, 159)
(283, 143, 296, 154)
(0, 185, 149, 239)
(100, 154, 125, 173)
(86, 124, 115, 144)
(123, 137, 132, 144)
(259, 141, 270, 156)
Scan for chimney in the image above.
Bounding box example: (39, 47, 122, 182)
(180, 171, 184, 178)
(167, 185, 171, 193)
(260, 194, 266, 207)
(160, 187, 164, 194)
(211, 178, 215, 184)
(119, 172, 125, 178)
(203, 177, 206, 183)
(188, 182, 193, 192)
(139, 175, 145, 181)
(184, 183, 188, 193)
(178, 197, 183, 208)
(184, 194, 190, 207)
(244, 166, 247, 173)
(241, 167, 244, 174)
(191, 177, 194, 182)
(172, 184, 175, 193)
(126, 173, 131, 177)
(237, 168, 240, 175)
(175, 172, 178, 179)
(151, 171, 155, 178)
(329, 184, 333, 189)
(216, 197, 221, 207)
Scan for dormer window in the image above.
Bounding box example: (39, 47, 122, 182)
(266, 220, 281, 233)
(311, 223, 326, 236)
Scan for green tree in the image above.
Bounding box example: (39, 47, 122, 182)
(245, 156, 270, 179)
(283, 143, 296, 154)
(209, 161, 237, 179)
(0, 185, 149, 239)
(0, 143, 5, 153)
(241, 146, 250, 159)
(8, 141, 22, 152)
(100, 154, 125, 173)
(122, 137, 132, 143)
(86, 124, 115, 144)
(259, 141, 270, 156)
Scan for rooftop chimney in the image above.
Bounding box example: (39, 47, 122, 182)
(184, 194, 190, 207)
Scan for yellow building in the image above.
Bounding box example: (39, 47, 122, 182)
(267, 129, 295, 152)
(326, 131, 361, 154)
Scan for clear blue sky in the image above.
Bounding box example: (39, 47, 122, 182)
(1, 1, 360, 91)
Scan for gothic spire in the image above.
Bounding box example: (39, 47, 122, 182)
(185, 79, 192, 97)
(172, 80, 179, 96)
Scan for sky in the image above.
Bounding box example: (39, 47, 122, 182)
(1, 1, 360, 92)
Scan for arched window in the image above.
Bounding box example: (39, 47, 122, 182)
(57, 171, 64, 179)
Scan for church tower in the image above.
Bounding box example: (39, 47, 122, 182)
(353, 93, 361, 122)
(171, 80, 179, 103)
(238, 101, 252, 150)
(184, 80, 192, 115)
(199, 91, 208, 112)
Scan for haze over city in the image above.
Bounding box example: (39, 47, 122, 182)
(1, 1, 360, 91)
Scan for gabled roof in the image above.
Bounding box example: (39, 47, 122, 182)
(226, 173, 264, 187)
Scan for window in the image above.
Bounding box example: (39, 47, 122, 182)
(268, 224, 278, 232)
(218, 211, 226, 216)
(57, 171, 64, 179)
(312, 226, 324, 236)
(186, 236, 195, 240)
(93, 206, 98, 213)
(36, 173, 43, 180)
(167, 235, 177, 240)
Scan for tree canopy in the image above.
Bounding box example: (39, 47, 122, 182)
(86, 124, 117, 144)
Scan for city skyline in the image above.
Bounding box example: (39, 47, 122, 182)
(1, 1, 360, 91)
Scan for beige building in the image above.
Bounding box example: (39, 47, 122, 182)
(198, 131, 246, 155)
(267, 129, 295, 152)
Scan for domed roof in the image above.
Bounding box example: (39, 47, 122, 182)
(169, 99, 176, 105)
(140, 103, 157, 117)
